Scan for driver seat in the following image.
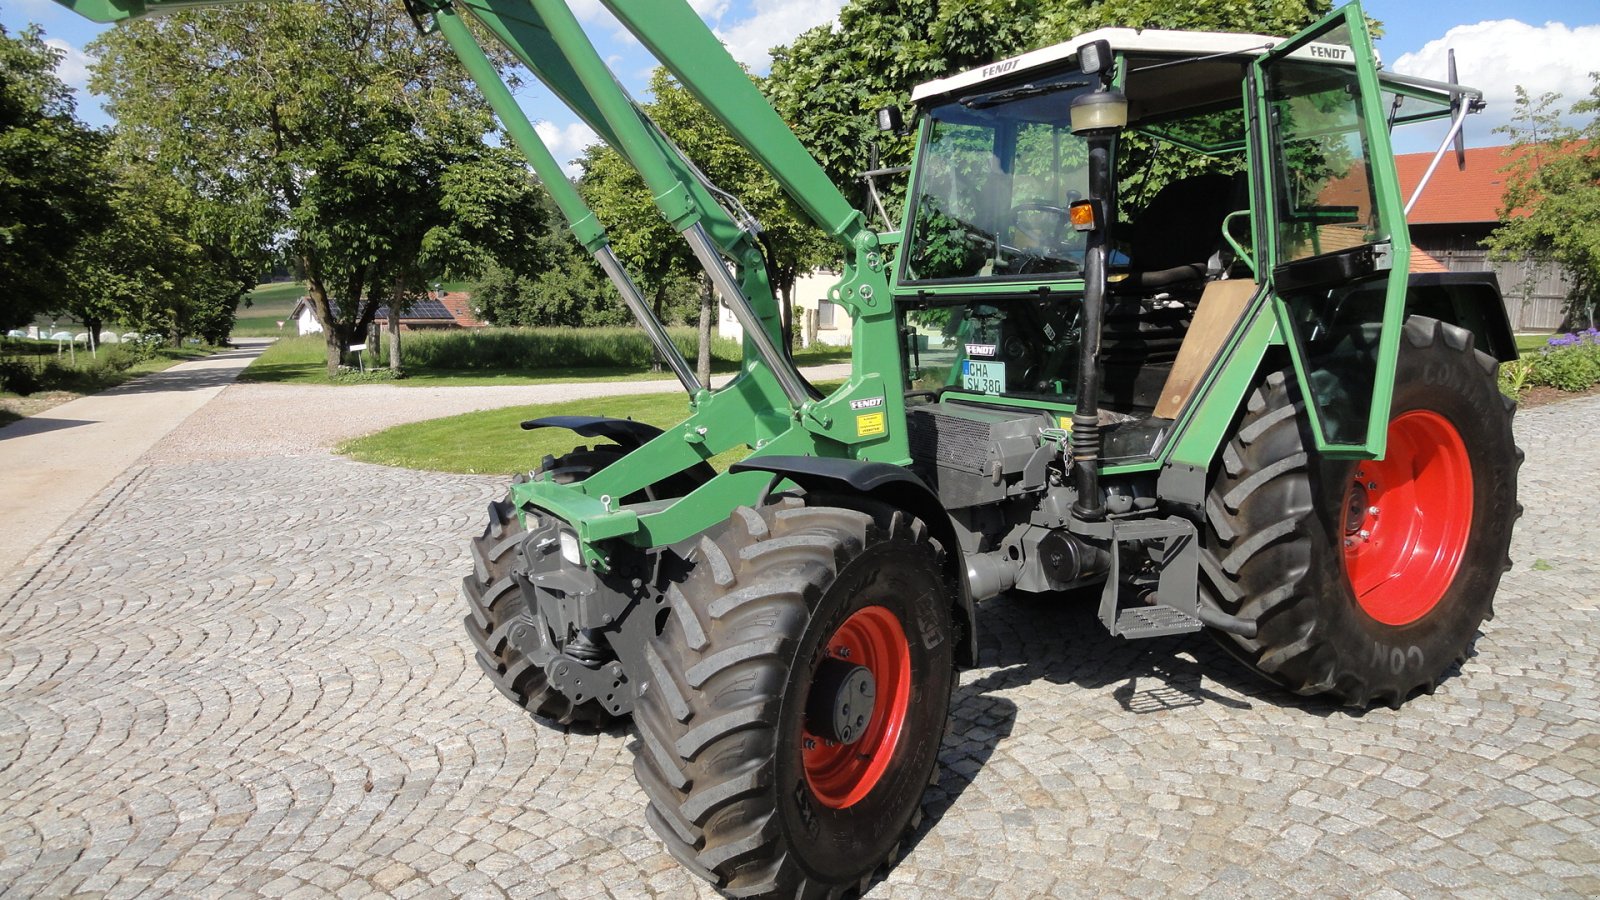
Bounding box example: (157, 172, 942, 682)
(1115, 172, 1244, 291)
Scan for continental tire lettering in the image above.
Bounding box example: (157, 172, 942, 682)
(1371, 641, 1425, 674)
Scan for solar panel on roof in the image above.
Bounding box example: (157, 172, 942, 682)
(372, 300, 455, 320)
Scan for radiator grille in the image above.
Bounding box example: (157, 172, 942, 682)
(906, 407, 992, 475)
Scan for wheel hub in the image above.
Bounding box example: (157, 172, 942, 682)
(1342, 410, 1474, 626)
(805, 659, 876, 745)
(801, 605, 911, 809)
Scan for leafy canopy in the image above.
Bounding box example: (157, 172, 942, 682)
(0, 23, 109, 330)
(1487, 73, 1600, 324)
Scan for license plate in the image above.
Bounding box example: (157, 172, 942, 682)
(961, 360, 1005, 394)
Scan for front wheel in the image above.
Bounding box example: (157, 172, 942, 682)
(1201, 316, 1521, 708)
(633, 497, 956, 897)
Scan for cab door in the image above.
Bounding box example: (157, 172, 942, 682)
(1250, 2, 1408, 457)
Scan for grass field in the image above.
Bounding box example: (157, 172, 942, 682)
(241, 330, 850, 386)
(233, 282, 305, 337)
(337, 381, 843, 475)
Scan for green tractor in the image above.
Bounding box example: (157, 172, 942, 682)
(59, 0, 1520, 894)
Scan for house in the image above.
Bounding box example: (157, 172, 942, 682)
(290, 290, 485, 336)
(717, 270, 850, 348)
(1395, 145, 1570, 331)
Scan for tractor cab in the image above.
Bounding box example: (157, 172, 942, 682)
(893, 19, 1473, 458)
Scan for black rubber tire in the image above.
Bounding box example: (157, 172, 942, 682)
(1200, 316, 1521, 708)
(633, 497, 956, 898)
(461, 446, 633, 728)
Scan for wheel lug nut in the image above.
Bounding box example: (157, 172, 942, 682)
(836, 647, 850, 658)
(1368, 481, 1378, 490)
(1367, 506, 1379, 516)
(1358, 529, 1370, 539)
(804, 738, 816, 750)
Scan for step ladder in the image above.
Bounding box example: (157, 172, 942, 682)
(1090, 515, 1202, 639)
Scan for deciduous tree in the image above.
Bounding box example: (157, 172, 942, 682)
(1487, 74, 1600, 328)
(91, 0, 543, 375)
(0, 23, 108, 331)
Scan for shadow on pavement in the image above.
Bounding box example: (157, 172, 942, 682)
(0, 417, 99, 440)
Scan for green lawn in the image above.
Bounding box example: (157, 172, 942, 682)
(1515, 333, 1557, 353)
(240, 332, 851, 386)
(338, 393, 732, 475)
(338, 381, 845, 475)
(233, 281, 305, 337)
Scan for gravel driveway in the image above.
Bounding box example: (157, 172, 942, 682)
(0, 382, 1595, 898)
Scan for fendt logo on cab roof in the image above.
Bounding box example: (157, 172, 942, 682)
(982, 59, 1020, 79)
(1309, 44, 1348, 60)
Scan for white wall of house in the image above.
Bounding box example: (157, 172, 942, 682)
(717, 270, 850, 347)
(294, 303, 323, 336)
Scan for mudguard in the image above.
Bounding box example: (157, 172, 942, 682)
(1405, 272, 1518, 362)
(523, 415, 718, 495)
(730, 455, 980, 667)
(520, 414, 667, 448)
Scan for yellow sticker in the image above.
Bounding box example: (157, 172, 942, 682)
(1058, 416, 1071, 430)
(856, 412, 886, 437)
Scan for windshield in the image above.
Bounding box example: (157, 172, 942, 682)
(902, 72, 1097, 283)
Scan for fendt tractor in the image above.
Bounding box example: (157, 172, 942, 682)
(61, 0, 1521, 893)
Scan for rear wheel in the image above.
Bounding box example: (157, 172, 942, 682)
(633, 497, 956, 898)
(1201, 317, 1521, 707)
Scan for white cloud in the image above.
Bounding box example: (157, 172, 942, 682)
(534, 120, 601, 177)
(689, 0, 731, 22)
(43, 37, 95, 92)
(714, 0, 845, 72)
(1392, 20, 1600, 146)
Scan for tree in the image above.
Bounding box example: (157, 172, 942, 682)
(0, 23, 109, 331)
(67, 163, 263, 347)
(1487, 74, 1600, 329)
(91, 0, 545, 376)
(767, 0, 1040, 220)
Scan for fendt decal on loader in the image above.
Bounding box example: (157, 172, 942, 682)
(61, 0, 1520, 894)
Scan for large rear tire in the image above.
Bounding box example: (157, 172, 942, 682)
(1200, 317, 1521, 708)
(633, 497, 956, 898)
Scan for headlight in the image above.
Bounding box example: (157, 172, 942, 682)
(558, 531, 582, 566)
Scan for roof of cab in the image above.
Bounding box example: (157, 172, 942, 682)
(910, 27, 1349, 104)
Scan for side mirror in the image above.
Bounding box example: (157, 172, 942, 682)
(1077, 39, 1113, 79)
(875, 106, 905, 135)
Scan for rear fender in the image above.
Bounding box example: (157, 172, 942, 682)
(730, 455, 979, 667)
(1406, 272, 1517, 361)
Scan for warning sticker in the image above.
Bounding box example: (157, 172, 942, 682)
(856, 412, 886, 437)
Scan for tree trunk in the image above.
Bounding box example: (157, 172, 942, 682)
(651, 285, 667, 373)
(302, 263, 343, 378)
(388, 298, 401, 373)
(696, 277, 713, 387)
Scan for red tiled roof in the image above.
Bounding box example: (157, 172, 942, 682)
(438, 292, 485, 328)
(1394, 145, 1521, 226)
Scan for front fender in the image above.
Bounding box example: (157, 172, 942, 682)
(730, 455, 979, 668)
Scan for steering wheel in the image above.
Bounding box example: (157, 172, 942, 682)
(1008, 198, 1085, 270)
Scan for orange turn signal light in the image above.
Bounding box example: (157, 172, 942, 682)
(1069, 200, 1096, 231)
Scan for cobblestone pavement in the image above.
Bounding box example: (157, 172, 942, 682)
(1, 391, 1597, 899)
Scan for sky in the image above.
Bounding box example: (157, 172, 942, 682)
(3, 0, 1597, 169)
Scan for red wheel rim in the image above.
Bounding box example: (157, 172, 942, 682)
(802, 605, 911, 809)
(1342, 410, 1474, 626)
